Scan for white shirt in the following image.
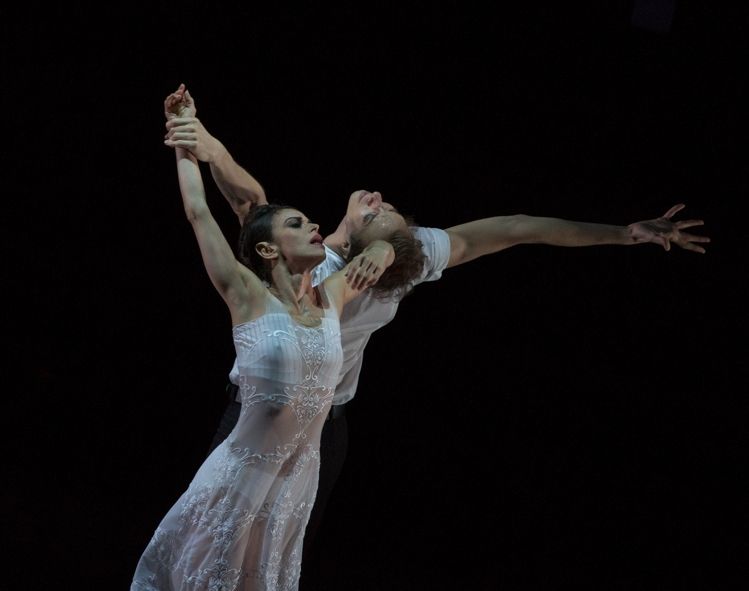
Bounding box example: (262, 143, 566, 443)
(229, 226, 451, 405)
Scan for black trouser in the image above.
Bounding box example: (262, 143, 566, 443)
(207, 384, 349, 563)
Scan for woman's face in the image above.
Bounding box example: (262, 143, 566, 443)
(270, 208, 326, 269)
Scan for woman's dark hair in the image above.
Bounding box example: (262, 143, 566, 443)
(348, 216, 426, 301)
(237, 203, 294, 284)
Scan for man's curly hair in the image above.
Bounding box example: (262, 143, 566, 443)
(348, 219, 426, 301)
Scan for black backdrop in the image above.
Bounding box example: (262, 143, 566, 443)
(6, 2, 747, 589)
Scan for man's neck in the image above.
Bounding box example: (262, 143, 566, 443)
(323, 229, 349, 260)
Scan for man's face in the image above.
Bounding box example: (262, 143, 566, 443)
(344, 189, 409, 245)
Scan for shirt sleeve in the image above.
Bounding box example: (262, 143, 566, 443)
(311, 245, 347, 286)
(412, 226, 451, 285)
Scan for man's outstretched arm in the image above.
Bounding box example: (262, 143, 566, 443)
(163, 83, 267, 225)
(444, 204, 709, 268)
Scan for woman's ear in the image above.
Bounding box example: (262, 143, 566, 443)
(255, 241, 278, 261)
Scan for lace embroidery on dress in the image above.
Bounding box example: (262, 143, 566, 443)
(131, 297, 342, 591)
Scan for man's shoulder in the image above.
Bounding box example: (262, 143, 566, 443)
(312, 245, 346, 285)
(411, 226, 451, 280)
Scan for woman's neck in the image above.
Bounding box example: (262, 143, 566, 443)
(270, 267, 316, 312)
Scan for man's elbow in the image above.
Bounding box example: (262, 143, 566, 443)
(255, 187, 269, 206)
(235, 201, 253, 225)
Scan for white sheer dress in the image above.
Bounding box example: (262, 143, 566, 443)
(131, 288, 342, 591)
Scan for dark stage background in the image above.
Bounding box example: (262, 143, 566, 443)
(5, 2, 747, 589)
